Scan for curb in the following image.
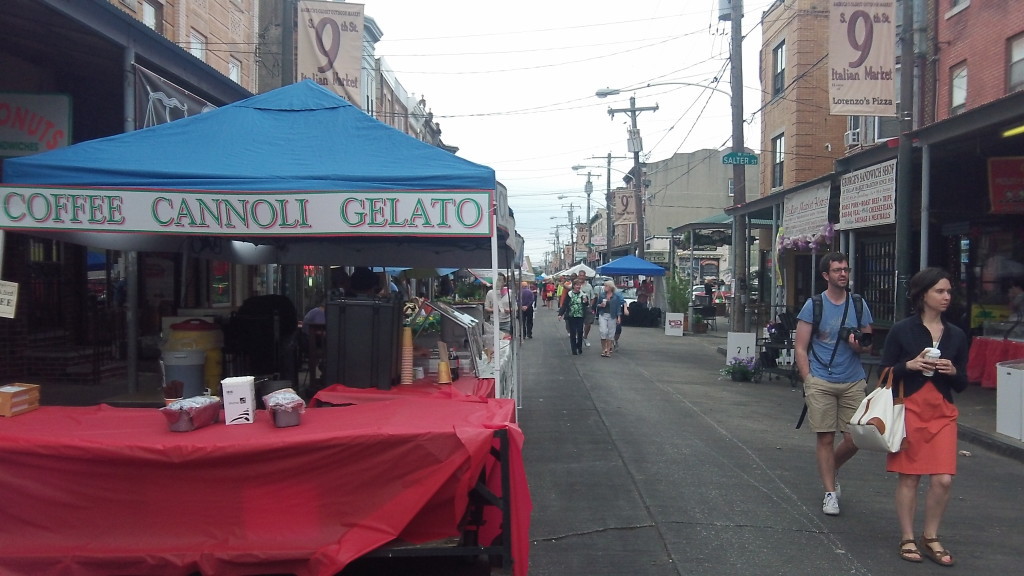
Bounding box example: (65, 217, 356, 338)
(958, 425, 1024, 464)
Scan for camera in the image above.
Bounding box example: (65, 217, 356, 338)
(839, 327, 872, 347)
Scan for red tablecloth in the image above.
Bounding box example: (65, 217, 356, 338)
(966, 337, 1024, 388)
(0, 399, 528, 576)
(312, 377, 496, 407)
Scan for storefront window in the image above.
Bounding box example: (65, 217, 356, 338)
(859, 238, 896, 326)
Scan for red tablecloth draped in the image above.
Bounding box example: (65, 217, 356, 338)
(312, 377, 496, 406)
(967, 337, 1024, 388)
(0, 399, 528, 576)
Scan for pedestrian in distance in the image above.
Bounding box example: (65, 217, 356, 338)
(558, 279, 590, 355)
(519, 281, 535, 339)
(484, 273, 512, 334)
(577, 270, 596, 347)
(793, 252, 874, 516)
(594, 280, 626, 357)
(880, 267, 968, 566)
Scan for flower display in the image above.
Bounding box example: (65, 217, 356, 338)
(776, 222, 835, 255)
(720, 356, 759, 381)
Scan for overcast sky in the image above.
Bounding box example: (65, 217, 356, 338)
(360, 0, 775, 267)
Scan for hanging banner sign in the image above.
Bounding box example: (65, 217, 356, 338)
(838, 159, 897, 229)
(613, 189, 635, 225)
(988, 157, 1024, 214)
(135, 65, 216, 129)
(829, 0, 898, 116)
(297, 1, 364, 106)
(0, 186, 492, 237)
(783, 182, 831, 240)
(0, 280, 17, 319)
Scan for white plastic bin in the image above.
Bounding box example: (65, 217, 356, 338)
(996, 359, 1024, 441)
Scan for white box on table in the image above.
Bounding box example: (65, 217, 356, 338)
(221, 376, 255, 424)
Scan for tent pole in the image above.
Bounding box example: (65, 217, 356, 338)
(126, 251, 139, 393)
(491, 198, 501, 398)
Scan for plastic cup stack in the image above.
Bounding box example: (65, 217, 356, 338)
(400, 327, 414, 385)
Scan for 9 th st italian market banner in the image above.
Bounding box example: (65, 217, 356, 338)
(829, 0, 897, 117)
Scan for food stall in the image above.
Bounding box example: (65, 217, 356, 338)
(0, 81, 527, 575)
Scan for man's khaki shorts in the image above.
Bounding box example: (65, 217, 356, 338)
(802, 375, 865, 433)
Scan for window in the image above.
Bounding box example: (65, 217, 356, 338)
(142, 1, 161, 32)
(728, 178, 734, 197)
(950, 63, 967, 115)
(859, 238, 896, 326)
(1010, 34, 1024, 93)
(189, 30, 207, 62)
(228, 58, 241, 84)
(772, 41, 786, 97)
(771, 134, 785, 189)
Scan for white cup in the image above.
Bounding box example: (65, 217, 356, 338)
(922, 347, 941, 377)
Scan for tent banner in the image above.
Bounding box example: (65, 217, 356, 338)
(613, 189, 635, 225)
(828, 0, 897, 117)
(987, 157, 1024, 214)
(134, 65, 215, 129)
(838, 159, 896, 229)
(297, 1, 364, 106)
(0, 186, 492, 237)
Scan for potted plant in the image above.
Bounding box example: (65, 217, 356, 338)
(721, 356, 758, 381)
(691, 311, 707, 333)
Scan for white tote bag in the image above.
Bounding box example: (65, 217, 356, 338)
(849, 367, 906, 453)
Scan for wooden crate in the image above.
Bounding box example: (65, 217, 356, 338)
(0, 383, 41, 417)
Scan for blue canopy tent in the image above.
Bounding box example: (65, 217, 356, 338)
(598, 255, 666, 277)
(1, 81, 518, 398)
(1, 80, 516, 269)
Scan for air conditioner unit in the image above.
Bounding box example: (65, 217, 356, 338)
(844, 129, 861, 147)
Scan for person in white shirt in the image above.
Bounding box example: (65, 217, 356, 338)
(484, 273, 513, 333)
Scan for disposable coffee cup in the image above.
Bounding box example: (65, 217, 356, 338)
(922, 347, 941, 377)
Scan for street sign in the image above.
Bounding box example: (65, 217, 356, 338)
(646, 251, 669, 264)
(722, 152, 759, 165)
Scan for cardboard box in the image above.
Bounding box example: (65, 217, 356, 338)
(221, 376, 255, 425)
(1, 383, 40, 417)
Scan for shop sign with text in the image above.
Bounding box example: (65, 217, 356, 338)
(0, 186, 491, 237)
(988, 157, 1024, 214)
(838, 159, 896, 229)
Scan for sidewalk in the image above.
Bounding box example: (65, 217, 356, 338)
(699, 327, 1024, 463)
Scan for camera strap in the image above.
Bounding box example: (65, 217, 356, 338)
(810, 294, 851, 376)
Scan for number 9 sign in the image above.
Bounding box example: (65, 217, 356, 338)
(843, 10, 873, 68)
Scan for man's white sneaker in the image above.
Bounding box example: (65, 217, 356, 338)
(584, 339, 591, 347)
(822, 492, 840, 516)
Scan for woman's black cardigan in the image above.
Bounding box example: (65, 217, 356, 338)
(880, 315, 969, 403)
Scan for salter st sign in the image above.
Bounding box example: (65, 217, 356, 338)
(0, 186, 492, 237)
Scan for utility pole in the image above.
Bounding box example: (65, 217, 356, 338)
(586, 154, 629, 264)
(574, 171, 600, 261)
(728, 0, 748, 331)
(607, 97, 658, 260)
(894, 0, 915, 319)
(562, 203, 579, 261)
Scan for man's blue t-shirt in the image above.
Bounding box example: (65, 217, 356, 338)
(797, 292, 874, 383)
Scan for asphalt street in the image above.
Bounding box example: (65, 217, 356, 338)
(518, 307, 1024, 576)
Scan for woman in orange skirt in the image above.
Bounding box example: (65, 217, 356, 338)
(880, 267, 968, 566)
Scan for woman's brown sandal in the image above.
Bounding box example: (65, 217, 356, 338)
(899, 539, 923, 563)
(919, 535, 955, 567)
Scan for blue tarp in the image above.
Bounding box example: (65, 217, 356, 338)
(3, 80, 494, 192)
(598, 255, 666, 276)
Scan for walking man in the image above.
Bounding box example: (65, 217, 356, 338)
(519, 281, 535, 339)
(794, 252, 874, 516)
(558, 279, 590, 355)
